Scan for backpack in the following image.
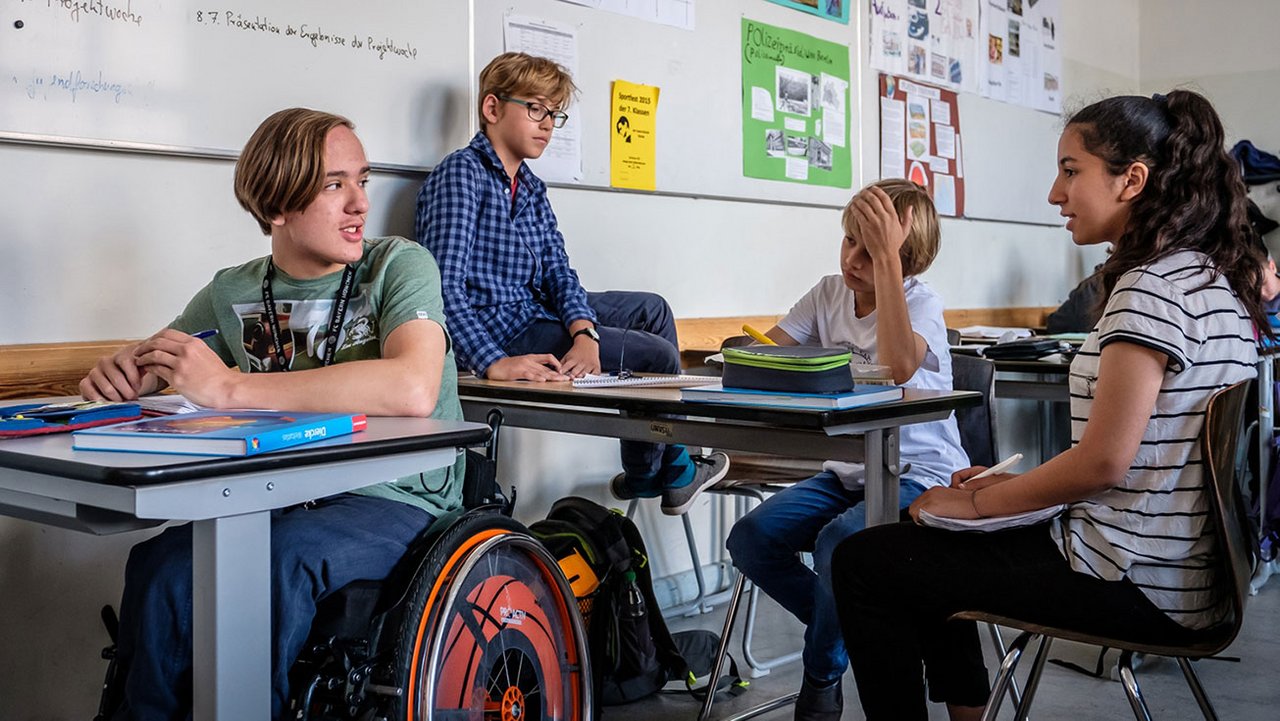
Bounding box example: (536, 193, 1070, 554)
(529, 497, 745, 708)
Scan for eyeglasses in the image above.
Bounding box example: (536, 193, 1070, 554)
(499, 96, 569, 128)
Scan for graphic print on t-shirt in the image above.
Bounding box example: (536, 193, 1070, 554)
(232, 294, 377, 372)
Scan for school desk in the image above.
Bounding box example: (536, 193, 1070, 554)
(456, 378, 980, 527)
(0, 410, 489, 721)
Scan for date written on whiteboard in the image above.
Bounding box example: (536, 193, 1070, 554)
(193, 10, 418, 61)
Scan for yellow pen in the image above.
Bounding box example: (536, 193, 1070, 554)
(742, 324, 777, 346)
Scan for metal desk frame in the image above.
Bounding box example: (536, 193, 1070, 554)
(457, 380, 980, 528)
(0, 416, 489, 721)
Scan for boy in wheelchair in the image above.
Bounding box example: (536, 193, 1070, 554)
(81, 108, 496, 721)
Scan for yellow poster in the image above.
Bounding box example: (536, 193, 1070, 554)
(610, 80, 659, 191)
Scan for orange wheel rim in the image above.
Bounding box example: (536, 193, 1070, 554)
(501, 685, 526, 721)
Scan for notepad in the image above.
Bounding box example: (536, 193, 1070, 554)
(918, 504, 1066, 532)
(571, 373, 718, 389)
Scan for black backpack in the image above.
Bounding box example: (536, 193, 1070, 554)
(529, 497, 745, 708)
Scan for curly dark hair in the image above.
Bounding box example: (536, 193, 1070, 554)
(1068, 90, 1267, 335)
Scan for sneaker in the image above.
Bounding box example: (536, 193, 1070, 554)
(609, 472, 663, 501)
(794, 675, 842, 721)
(659, 452, 730, 516)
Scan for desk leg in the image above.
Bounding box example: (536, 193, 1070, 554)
(192, 512, 271, 721)
(1259, 357, 1273, 541)
(863, 427, 901, 527)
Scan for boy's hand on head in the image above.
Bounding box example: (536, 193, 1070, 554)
(851, 186, 913, 265)
(132, 329, 239, 407)
(80, 342, 161, 402)
(486, 354, 570, 382)
(559, 338, 602, 378)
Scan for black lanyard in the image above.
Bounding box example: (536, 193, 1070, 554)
(260, 258, 356, 371)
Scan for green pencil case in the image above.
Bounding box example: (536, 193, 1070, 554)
(721, 346, 855, 394)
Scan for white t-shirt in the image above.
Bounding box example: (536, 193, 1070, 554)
(776, 275, 970, 490)
(1050, 250, 1257, 629)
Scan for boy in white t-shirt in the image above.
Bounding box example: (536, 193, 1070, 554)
(725, 178, 968, 721)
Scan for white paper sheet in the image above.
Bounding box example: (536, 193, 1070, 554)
(935, 123, 956, 159)
(933, 173, 957, 216)
(880, 96, 905, 180)
(504, 14, 583, 182)
(751, 86, 774, 122)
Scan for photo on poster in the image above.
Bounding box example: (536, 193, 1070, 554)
(765, 128, 785, 157)
(1042, 15, 1055, 40)
(931, 52, 948, 80)
(909, 0, 925, 7)
(776, 66, 813, 116)
(1008, 20, 1021, 57)
(881, 29, 903, 58)
(809, 137, 833, 170)
(909, 45, 928, 75)
(988, 35, 1004, 64)
(785, 134, 810, 157)
(908, 10, 929, 39)
(1008, 0, 1023, 16)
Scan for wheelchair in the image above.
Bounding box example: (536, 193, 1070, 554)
(95, 410, 593, 721)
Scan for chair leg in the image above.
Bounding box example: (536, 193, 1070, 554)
(740, 580, 802, 675)
(1012, 636, 1053, 721)
(987, 623, 1026, 711)
(662, 512, 711, 618)
(981, 631, 1035, 721)
(1177, 657, 1220, 721)
(1117, 650, 1154, 721)
(700, 573, 748, 721)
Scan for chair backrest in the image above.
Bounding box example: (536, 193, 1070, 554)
(1201, 380, 1255, 641)
(950, 353, 999, 468)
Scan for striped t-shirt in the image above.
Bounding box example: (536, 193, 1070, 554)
(1050, 250, 1257, 629)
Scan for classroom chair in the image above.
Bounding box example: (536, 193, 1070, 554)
(953, 380, 1254, 721)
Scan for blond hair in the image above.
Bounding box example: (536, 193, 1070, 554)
(842, 178, 941, 276)
(234, 108, 354, 235)
(477, 52, 577, 126)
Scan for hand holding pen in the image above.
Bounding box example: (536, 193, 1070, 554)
(952, 453, 1023, 491)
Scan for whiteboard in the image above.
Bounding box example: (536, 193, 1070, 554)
(473, 0, 862, 207)
(958, 93, 1064, 225)
(0, 0, 471, 168)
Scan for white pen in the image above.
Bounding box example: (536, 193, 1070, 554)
(962, 453, 1023, 485)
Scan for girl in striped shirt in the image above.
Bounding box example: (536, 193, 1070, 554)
(830, 90, 1268, 721)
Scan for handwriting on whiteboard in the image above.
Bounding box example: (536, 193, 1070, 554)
(24, 69, 132, 103)
(193, 10, 418, 61)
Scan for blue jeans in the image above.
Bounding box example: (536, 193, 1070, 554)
(111, 493, 434, 721)
(725, 471, 927, 683)
(506, 290, 686, 486)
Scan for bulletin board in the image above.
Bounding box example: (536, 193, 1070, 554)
(879, 74, 964, 217)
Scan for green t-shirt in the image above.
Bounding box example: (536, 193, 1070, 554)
(170, 236, 466, 518)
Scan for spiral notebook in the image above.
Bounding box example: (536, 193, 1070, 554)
(571, 373, 718, 389)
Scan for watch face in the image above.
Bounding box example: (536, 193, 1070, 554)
(577, 327, 599, 341)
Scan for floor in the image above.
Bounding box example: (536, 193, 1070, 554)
(601, 575, 1280, 720)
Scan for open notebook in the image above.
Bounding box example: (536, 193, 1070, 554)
(571, 373, 718, 389)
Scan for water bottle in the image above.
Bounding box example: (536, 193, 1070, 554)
(622, 570, 646, 619)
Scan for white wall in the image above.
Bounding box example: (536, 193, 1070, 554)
(0, 2, 1142, 717)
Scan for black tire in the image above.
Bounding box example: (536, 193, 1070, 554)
(387, 511, 591, 721)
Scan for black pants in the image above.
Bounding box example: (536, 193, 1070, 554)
(830, 521, 1194, 721)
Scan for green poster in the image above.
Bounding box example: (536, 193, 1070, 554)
(742, 18, 851, 188)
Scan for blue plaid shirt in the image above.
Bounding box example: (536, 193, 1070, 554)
(416, 131, 596, 375)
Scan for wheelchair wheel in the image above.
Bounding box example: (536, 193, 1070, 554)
(391, 512, 591, 721)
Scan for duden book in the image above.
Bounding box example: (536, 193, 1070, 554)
(680, 382, 903, 410)
(72, 410, 368, 457)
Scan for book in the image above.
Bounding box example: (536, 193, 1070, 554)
(679, 383, 904, 410)
(917, 504, 1066, 532)
(72, 410, 367, 456)
(134, 393, 204, 416)
(0, 400, 142, 438)
(572, 373, 718, 389)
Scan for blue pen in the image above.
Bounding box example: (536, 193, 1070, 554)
(192, 329, 220, 340)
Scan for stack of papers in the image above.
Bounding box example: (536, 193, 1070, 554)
(957, 326, 1033, 341)
(572, 373, 717, 389)
(918, 504, 1066, 532)
(135, 394, 204, 415)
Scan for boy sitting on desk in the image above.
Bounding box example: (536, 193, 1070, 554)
(725, 179, 969, 721)
(80, 108, 465, 721)
(416, 51, 727, 515)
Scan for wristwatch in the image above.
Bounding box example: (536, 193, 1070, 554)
(572, 326, 600, 343)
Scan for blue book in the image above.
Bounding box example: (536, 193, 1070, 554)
(680, 383, 903, 410)
(72, 410, 367, 456)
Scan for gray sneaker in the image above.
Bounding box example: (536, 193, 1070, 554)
(609, 472, 663, 501)
(660, 452, 730, 515)
(794, 675, 842, 721)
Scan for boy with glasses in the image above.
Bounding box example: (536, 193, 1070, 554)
(417, 52, 727, 514)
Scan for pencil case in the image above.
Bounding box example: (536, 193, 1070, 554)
(0, 401, 142, 438)
(721, 345, 855, 394)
